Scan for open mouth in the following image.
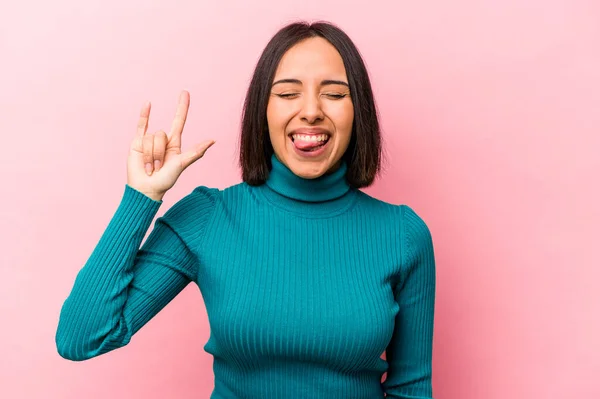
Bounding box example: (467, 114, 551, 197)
(290, 133, 331, 152)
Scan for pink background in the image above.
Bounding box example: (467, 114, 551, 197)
(1, 1, 599, 398)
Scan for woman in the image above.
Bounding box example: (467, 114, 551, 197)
(56, 20, 436, 399)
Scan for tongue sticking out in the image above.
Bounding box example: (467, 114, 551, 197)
(293, 137, 328, 151)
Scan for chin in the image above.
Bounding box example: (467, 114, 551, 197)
(286, 157, 334, 179)
(294, 169, 324, 179)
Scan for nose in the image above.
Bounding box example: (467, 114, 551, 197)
(298, 93, 324, 124)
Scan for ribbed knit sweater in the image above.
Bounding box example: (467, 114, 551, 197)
(56, 154, 436, 399)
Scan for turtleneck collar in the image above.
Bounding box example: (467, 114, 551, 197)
(255, 153, 358, 217)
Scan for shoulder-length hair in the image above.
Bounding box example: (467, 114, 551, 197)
(238, 20, 383, 188)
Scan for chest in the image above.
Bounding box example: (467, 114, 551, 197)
(194, 213, 402, 370)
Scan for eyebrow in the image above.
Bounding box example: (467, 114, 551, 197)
(271, 78, 349, 88)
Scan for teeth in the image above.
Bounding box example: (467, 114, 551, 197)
(291, 134, 329, 142)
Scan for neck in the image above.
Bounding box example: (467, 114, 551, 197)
(254, 154, 357, 217)
(266, 154, 350, 202)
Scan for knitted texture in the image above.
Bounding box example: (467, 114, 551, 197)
(56, 154, 436, 398)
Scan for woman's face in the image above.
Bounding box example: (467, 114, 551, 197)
(266, 37, 354, 179)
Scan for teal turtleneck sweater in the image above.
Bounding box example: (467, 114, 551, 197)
(56, 154, 436, 399)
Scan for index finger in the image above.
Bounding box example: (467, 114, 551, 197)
(168, 90, 190, 146)
(136, 101, 151, 137)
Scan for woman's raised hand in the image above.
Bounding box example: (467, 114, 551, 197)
(127, 90, 215, 201)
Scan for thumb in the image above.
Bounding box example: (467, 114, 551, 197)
(180, 140, 216, 170)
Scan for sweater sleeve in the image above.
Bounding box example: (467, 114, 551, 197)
(382, 205, 436, 398)
(55, 184, 215, 361)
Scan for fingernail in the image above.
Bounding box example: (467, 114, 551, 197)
(145, 163, 152, 175)
(154, 160, 161, 170)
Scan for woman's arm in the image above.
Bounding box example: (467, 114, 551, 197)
(382, 205, 437, 398)
(55, 184, 214, 361)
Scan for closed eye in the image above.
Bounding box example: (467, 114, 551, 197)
(326, 94, 347, 99)
(276, 93, 348, 99)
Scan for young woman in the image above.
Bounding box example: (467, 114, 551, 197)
(56, 20, 436, 399)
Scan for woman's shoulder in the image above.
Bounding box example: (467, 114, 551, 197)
(355, 190, 432, 233)
(354, 189, 405, 216)
(169, 181, 254, 216)
(358, 191, 434, 262)
(160, 185, 222, 227)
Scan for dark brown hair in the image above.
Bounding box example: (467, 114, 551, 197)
(238, 20, 383, 188)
